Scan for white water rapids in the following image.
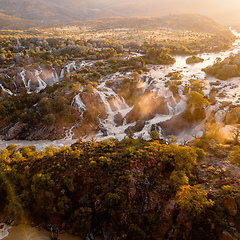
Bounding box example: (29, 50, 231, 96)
(0, 224, 11, 240)
(0, 28, 240, 149)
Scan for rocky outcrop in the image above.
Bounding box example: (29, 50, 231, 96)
(50, 232, 58, 240)
(5, 122, 27, 140)
(124, 120, 146, 133)
(221, 197, 238, 217)
(125, 93, 169, 123)
(159, 200, 177, 239)
(114, 112, 124, 126)
(15, 72, 25, 91)
(2, 123, 64, 141)
(167, 210, 192, 240)
(159, 112, 196, 136)
(220, 231, 235, 240)
(24, 124, 63, 140)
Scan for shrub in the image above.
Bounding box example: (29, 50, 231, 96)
(127, 225, 146, 240)
(72, 207, 92, 235)
(176, 185, 214, 216)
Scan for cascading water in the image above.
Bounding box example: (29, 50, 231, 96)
(20, 70, 31, 93)
(66, 61, 76, 72)
(71, 93, 86, 118)
(91, 80, 134, 140)
(49, 69, 59, 85)
(215, 110, 226, 123)
(86, 71, 188, 141)
(0, 84, 13, 96)
(34, 70, 47, 92)
(60, 68, 65, 79)
(1, 29, 240, 149)
(64, 125, 75, 140)
(0, 223, 11, 239)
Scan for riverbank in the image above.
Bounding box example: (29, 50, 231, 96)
(3, 224, 81, 240)
(0, 135, 76, 151)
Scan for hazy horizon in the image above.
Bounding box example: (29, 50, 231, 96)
(100, 0, 240, 25)
(0, 0, 240, 25)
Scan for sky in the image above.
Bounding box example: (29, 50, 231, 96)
(102, 0, 240, 24)
(1, 0, 240, 25)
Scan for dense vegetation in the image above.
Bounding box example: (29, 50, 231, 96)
(186, 55, 204, 64)
(0, 136, 240, 239)
(203, 52, 240, 80)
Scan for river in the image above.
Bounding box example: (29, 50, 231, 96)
(1, 28, 240, 148)
(0, 224, 81, 240)
(0, 136, 76, 151)
(1, 224, 103, 240)
(91, 27, 240, 142)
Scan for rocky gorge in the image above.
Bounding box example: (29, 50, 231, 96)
(0, 19, 239, 240)
(0, 28, 238, 146)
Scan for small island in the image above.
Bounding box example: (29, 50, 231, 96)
(186, 55, 204, 64)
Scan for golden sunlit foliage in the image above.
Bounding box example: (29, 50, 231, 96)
(176, 185, 214, 216)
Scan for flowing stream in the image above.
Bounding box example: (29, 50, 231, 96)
(1, 224, 104, 240)
(88, 27, 240, 142)
(3, 224, 81, 240)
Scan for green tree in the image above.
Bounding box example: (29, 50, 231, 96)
(132, 71, 140, 81)
(149, 130, 160, 140)
(176, 185, 214, 216)
(186, 91, 209, 111)
(229, 146, 240, 166)
(231, 124, 240, 145)
(127, 225, 146, 240)
(185, 91, 209, 121)
(71, 207, 92, 235)
(170, 170, 189, 186)
(126, 130, 134, 139)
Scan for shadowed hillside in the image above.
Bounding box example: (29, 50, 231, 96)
(73, 15, 227, 33)
(0, 0, 110, 25)
(0, 13, 36, 30)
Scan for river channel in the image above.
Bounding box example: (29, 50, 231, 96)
(0, 224, 81, 240)
(1, 28, 240, 148)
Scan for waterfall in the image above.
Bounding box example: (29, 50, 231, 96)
(95, 82, 131, 118)
(20, 70, 31, 93)
(51, 69, 59, 84)
(60, 68, 65, 79)
(0, 223, 11, 239)
(12, 79, 18, 93)
(66, 61, 76, 72)
(92, 81, 133, 139)
(1, 28, 240, 146)
(0, 84, 13, 96)
(64, 125, 75, 140)
(167, 101, 175, 115)
(71, 94, 86, 118)
(35, 70, 47, 92)
(215, 110, 226, 123)
(174, 99, 186, 115)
